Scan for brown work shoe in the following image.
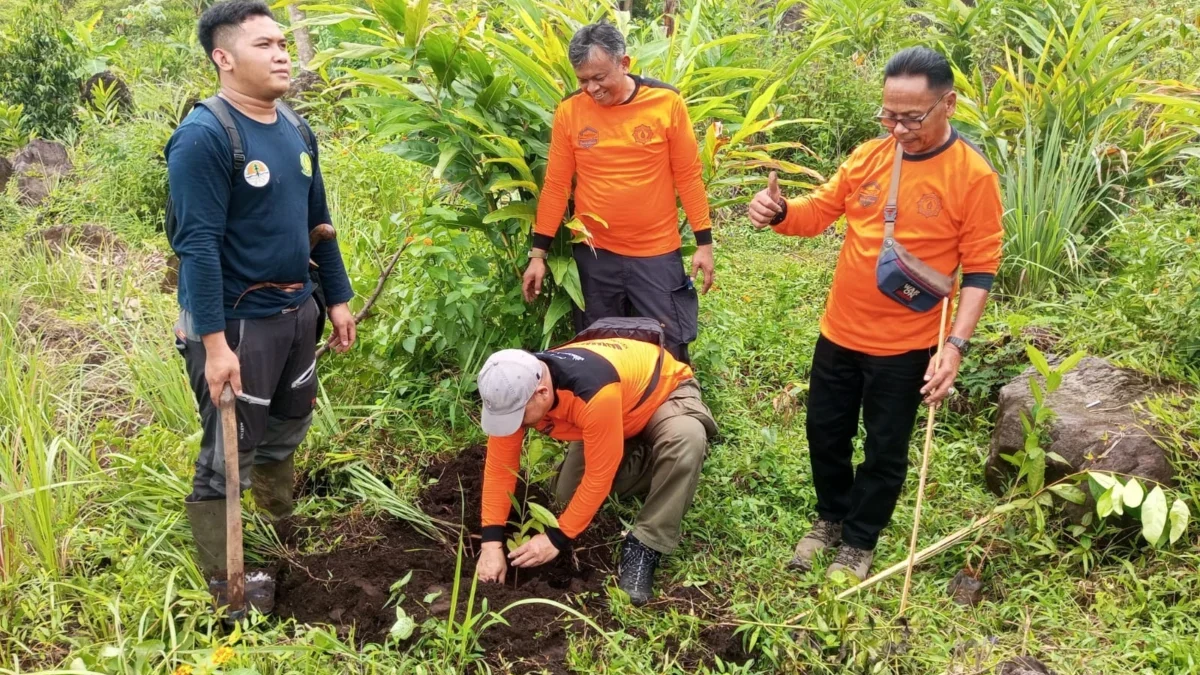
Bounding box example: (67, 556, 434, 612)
(787, 519, 842, 572)
(827, 544, 874, 582)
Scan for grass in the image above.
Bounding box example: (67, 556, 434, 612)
(1, 0, 1198, 672)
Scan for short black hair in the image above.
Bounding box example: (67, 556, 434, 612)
(568, 22, 627, 68)
(198, 0, 274, 65)
(884, 47, 954, 92)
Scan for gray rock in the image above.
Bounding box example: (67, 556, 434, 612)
(986, 357, 1175, 496)
(0, 156, 12, 192)
(947, 569, 984, 606)
(13, 139, 73, 206)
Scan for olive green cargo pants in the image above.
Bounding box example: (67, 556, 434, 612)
(550, 379, 718, 554)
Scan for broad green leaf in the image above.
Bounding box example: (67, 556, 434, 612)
(372, 0, 406, 33)
(488, 179, 538, 194)
(1049, 484, 1087, 505)
(476, 74, 513, 112)
(993, 498, 1029, 514)
(482, 201, 536, 224)
(345, 68, 411, 95)
(1122, 477, 1144, 509)
(1046, 451, 1070, 466)
(543, 293, 571, 336)
(389, 607, 415, 640)
(1168, 499, 1190, 544)
(462, 47, 494, 85)
(404, 0, 432, 49)
(547, 255, 585, 308)
(1096, 487, 1114, 518)
(384, 139, 439, 167)
(1025, 344, 1051, 377)
(1111, 482, 1124, 516)
(527, 501, 559, 528)
(433, 145, 459, 179)
(1088, 471, 1117, 490)
(421, 31, 460, 88)
(1142, 486, 1168, 545)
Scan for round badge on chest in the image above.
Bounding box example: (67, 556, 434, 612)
(299, 152, 312, 177)
(244, 160, 271, 187)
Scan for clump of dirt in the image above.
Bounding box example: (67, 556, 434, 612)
(26, 224, 125, 257)
(275, 446, 620, 674)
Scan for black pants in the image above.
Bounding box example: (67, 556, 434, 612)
(175, 296, 319, 500)
(806, 334, 934, 550)
(573, 245, 698, 364)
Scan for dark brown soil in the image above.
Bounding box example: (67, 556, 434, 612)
(275, 447, 620, 674)
(275, 446, 754, 672)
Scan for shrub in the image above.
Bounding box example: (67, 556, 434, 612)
(0, 1, 83, 140)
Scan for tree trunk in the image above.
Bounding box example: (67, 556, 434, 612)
(663, 0, 678, 37)
(287, 5, 316, 70)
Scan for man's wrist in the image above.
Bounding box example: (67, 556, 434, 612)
(945, 336, 970, 356)
(481, 541, 504, 551)
(200, 331, 231, 352)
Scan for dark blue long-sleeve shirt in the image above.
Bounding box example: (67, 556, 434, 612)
(165, 102, 353, 336)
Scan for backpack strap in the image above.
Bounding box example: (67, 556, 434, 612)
(881, 143, 903, 250)
(276, 101, 315, 156)
(195, 96, 245, 174)
(633, 344, 665, 411)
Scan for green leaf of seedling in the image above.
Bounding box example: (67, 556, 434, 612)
(1026, 344, 1051, 377)
(1122, 477, 1144, 509)
(1168, 499, 1190, 544)
(1049, 484, 1087, 505)
(527, 501, 559, 529)
(1142, 486, 1168, 546)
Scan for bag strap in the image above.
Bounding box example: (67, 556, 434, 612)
(882, 143, 904, 248)
(633, 343, 665, 411)
(276, 101, 315, 156)
(196, 96, 245, 174)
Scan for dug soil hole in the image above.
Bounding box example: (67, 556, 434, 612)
(275, 446, 620, 673)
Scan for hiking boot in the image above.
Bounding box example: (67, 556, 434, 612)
(618, 533, 662, 607)
(787, 519, 842, 572)
(827, 544, 874, 582)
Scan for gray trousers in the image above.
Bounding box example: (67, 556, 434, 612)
(573, 245, 699, 364)
(175, 297, 318, 501)
(550, 379, 718, 554)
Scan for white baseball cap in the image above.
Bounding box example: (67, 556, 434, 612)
(477, 349, 543, 436)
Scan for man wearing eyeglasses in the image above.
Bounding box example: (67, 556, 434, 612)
(747, 47, 1003, 581)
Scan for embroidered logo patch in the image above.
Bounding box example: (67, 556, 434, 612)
(243, 160, 270, 188)
(578, 127, 600, 149)
(632, 124, 654, 145)
(894, 283, 922, 303)
(299, 151, 312, 177)
(858, 180, 882, 207)
(917, 192, 942, 218)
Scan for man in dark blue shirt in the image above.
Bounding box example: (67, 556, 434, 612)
(166, 0, 355, 603)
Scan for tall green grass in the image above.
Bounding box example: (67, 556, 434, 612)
(998, 115, 1115, 297)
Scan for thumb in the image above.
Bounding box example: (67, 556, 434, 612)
(768, 171, 780, 200)
(230, 369, 243, 397)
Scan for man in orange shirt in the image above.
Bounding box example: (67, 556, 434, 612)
(748, 48, 1003, 580)
(472, 325, 717, 606)
(521, 22, 714, 364)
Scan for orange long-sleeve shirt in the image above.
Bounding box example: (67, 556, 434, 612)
(774, 131, 1003, 355)
(480, 338, 693, 548)
(533, 75, 712, 257)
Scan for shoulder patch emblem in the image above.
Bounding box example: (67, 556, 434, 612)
(858, 180, 881, 208)
(633, 124, 654, 145)
(299, 152, 312, 177)
(917, 192, 942, 218)
(243, 160, 270, 188)
(578, 126, 599, 149)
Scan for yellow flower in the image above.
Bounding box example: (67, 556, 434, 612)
(422, 237, 433, 246)
(173, 666, 194, 675)
(212, 646, 235, 665)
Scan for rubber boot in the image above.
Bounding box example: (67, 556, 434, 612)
(184, 497, 227, 580)
(251, 456, 302, 546)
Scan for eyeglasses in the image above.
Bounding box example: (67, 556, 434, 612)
(875, 92, 948, 131)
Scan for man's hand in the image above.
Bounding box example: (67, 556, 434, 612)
(690, 244, 715, 294)
(508, 533, 560, 568)
(327, 302, 356, 354)
(748, 171, 784, 229)
(921, 344, 963, 405)
(477, 542, 508, 583)
(522, 257, 547, 303)
(201, 334, 241, 407)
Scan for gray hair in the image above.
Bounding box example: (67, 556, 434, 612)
(568, 22, 626, 68)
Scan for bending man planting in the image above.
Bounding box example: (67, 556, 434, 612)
(748, 47, 1003, 581)
(474, 320, 717, 606)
